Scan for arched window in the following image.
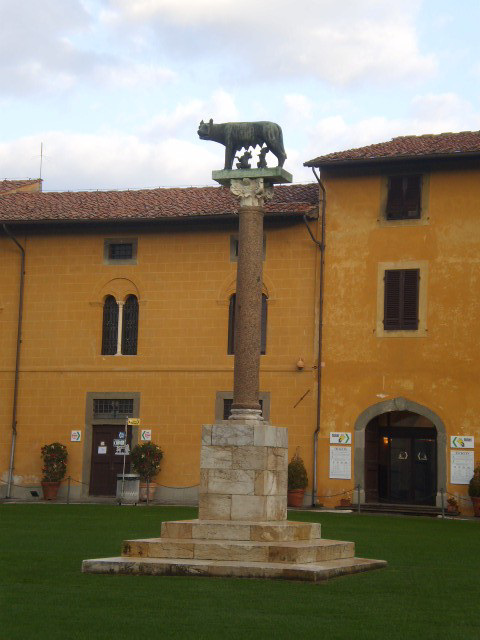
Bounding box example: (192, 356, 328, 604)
(101, 296, 119, 355)
(228, 293, 267, 355)
(122, 295, 139, 355)
(101, 295, 139, 355)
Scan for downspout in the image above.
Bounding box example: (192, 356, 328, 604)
(3, 224, 25, 499)
(303, 167, 326, 507)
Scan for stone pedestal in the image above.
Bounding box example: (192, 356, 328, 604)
(199, 423, 288, 522)
(83, 420, 387, 582)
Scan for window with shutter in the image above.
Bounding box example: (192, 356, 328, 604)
(384, 269, 419, 330)
(101, 296, 119, 355)
(386, 175, 421, 220)
(227, 293, 267, 355)
(121, 295, 139, 355)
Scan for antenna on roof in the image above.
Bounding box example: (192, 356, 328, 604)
(39, 142, 44, 180)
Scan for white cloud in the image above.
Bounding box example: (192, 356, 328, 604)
(0, 131, 220, 191)
(96, 62, 177, 88)
(107, 0, 436, 86)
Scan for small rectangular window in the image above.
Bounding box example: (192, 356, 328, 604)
(109, 243, 133, 260)
(93, 399, 134, 419)
(383, 269, 419, 330)
(104, 238, 137, 265)
(386, 175, 421, 220)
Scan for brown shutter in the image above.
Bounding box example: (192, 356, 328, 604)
(402, 269, 419, 329)
(404, 175, 421, 218)
(386, 176, 404, 219)
(227, 294, 235, 354)
(384, 270, 402, 329)
(384, 269, 419, 330)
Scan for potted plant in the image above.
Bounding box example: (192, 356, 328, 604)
(41, 442, 67, 500)
(468, 465, 480, 517)
(287, 452, 308, 508)
(446, 496, 459, 515)
(131, 442, 163, 502)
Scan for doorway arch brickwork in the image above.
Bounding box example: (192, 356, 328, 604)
(354, 397, 447, 507)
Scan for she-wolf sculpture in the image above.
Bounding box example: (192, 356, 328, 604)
(197, 119, 287, 170)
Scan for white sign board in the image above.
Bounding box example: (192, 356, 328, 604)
(70, 430, 81, 442)
(329, 446, 351, 479)
(451, 450, 475, 485)
(98, 446, 107, 455)
(451, 436, 474, 449)
(141, 429, 152, 442)
(330, 432, 351, 445)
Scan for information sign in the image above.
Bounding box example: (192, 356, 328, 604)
(451, 450, 475, 485)
(330, 432, 351, 445)
(329, 446, 351, 479)
(141, 429, 152, 442)
(70, 430, 81, 442)
(451, 436, 474, 449)
(127, 418, 141, 426)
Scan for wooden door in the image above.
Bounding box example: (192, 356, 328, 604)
(89, 425, 132, 495)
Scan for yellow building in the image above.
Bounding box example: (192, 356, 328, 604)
(0, 183, 321, 503)
(305, 130, 480, 515)
(2, 130, 479, 516)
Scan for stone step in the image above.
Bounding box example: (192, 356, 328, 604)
(82, 555, 386, 582)
(160, 519, 322, 542)
(122, 537, 354, 564)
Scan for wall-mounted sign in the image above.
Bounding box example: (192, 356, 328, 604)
(451, 436, 474, 449)
(98, 446, 107, 455)
(450, 450, 475, 485)
(329, 446, 351, 479)
(330, 432, 351, 445)
(127, 418, 141, 426)
(70, 430, 81, 442)
(141, 429, 152, 441)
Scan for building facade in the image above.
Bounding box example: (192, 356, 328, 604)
(1, 130, 480, 514)
(0, 183, 321, 503)
(306, 131, 480, 514)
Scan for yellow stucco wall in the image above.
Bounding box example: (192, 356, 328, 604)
(0, 218, 320, 497)
(317, 164, 480, 513)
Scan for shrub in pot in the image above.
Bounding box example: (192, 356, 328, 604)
(446, 496, 459, 515)
(468, 465, 480, 517)
(41, 442, 68, 500)
(131, 442, 163, 502)
(287, 452, 308, 508)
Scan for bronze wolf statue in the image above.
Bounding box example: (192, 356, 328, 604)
(197, 119, 287, 170)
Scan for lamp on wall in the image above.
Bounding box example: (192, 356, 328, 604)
(296, 358, 305, 370)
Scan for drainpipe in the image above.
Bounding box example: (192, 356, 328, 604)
(303, 168, 326, 507)
(3, 224, 25, 499)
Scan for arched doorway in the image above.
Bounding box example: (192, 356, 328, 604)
(365, 411, 436, 505)
(354, 398, 447, 507)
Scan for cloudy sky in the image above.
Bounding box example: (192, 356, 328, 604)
(1, 0, 480, 191)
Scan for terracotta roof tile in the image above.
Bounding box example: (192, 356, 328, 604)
(0, 183, 318, 224)
(305, 130, 480, 167)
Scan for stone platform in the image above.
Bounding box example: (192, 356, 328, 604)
(82, 518, 386, 582)
(82, 422, 386, 582)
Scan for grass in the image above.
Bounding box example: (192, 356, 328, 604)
(1, 504, 479, 639)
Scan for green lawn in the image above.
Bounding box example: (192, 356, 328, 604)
(1, 504, 478, 639)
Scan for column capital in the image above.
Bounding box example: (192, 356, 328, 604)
(230, 178, 274, 208)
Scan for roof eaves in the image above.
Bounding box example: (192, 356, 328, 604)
(304, 150, 480, 168)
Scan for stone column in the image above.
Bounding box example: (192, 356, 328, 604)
(229, 178, 273, 420)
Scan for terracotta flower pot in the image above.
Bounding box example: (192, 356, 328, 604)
(139, 482, 156, 502)
(471, 496, 480, 517)
(287, 489, 305, 507)
(41, 481, 61, 501)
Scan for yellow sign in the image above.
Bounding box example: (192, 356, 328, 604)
(127, 418, 141, 426)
